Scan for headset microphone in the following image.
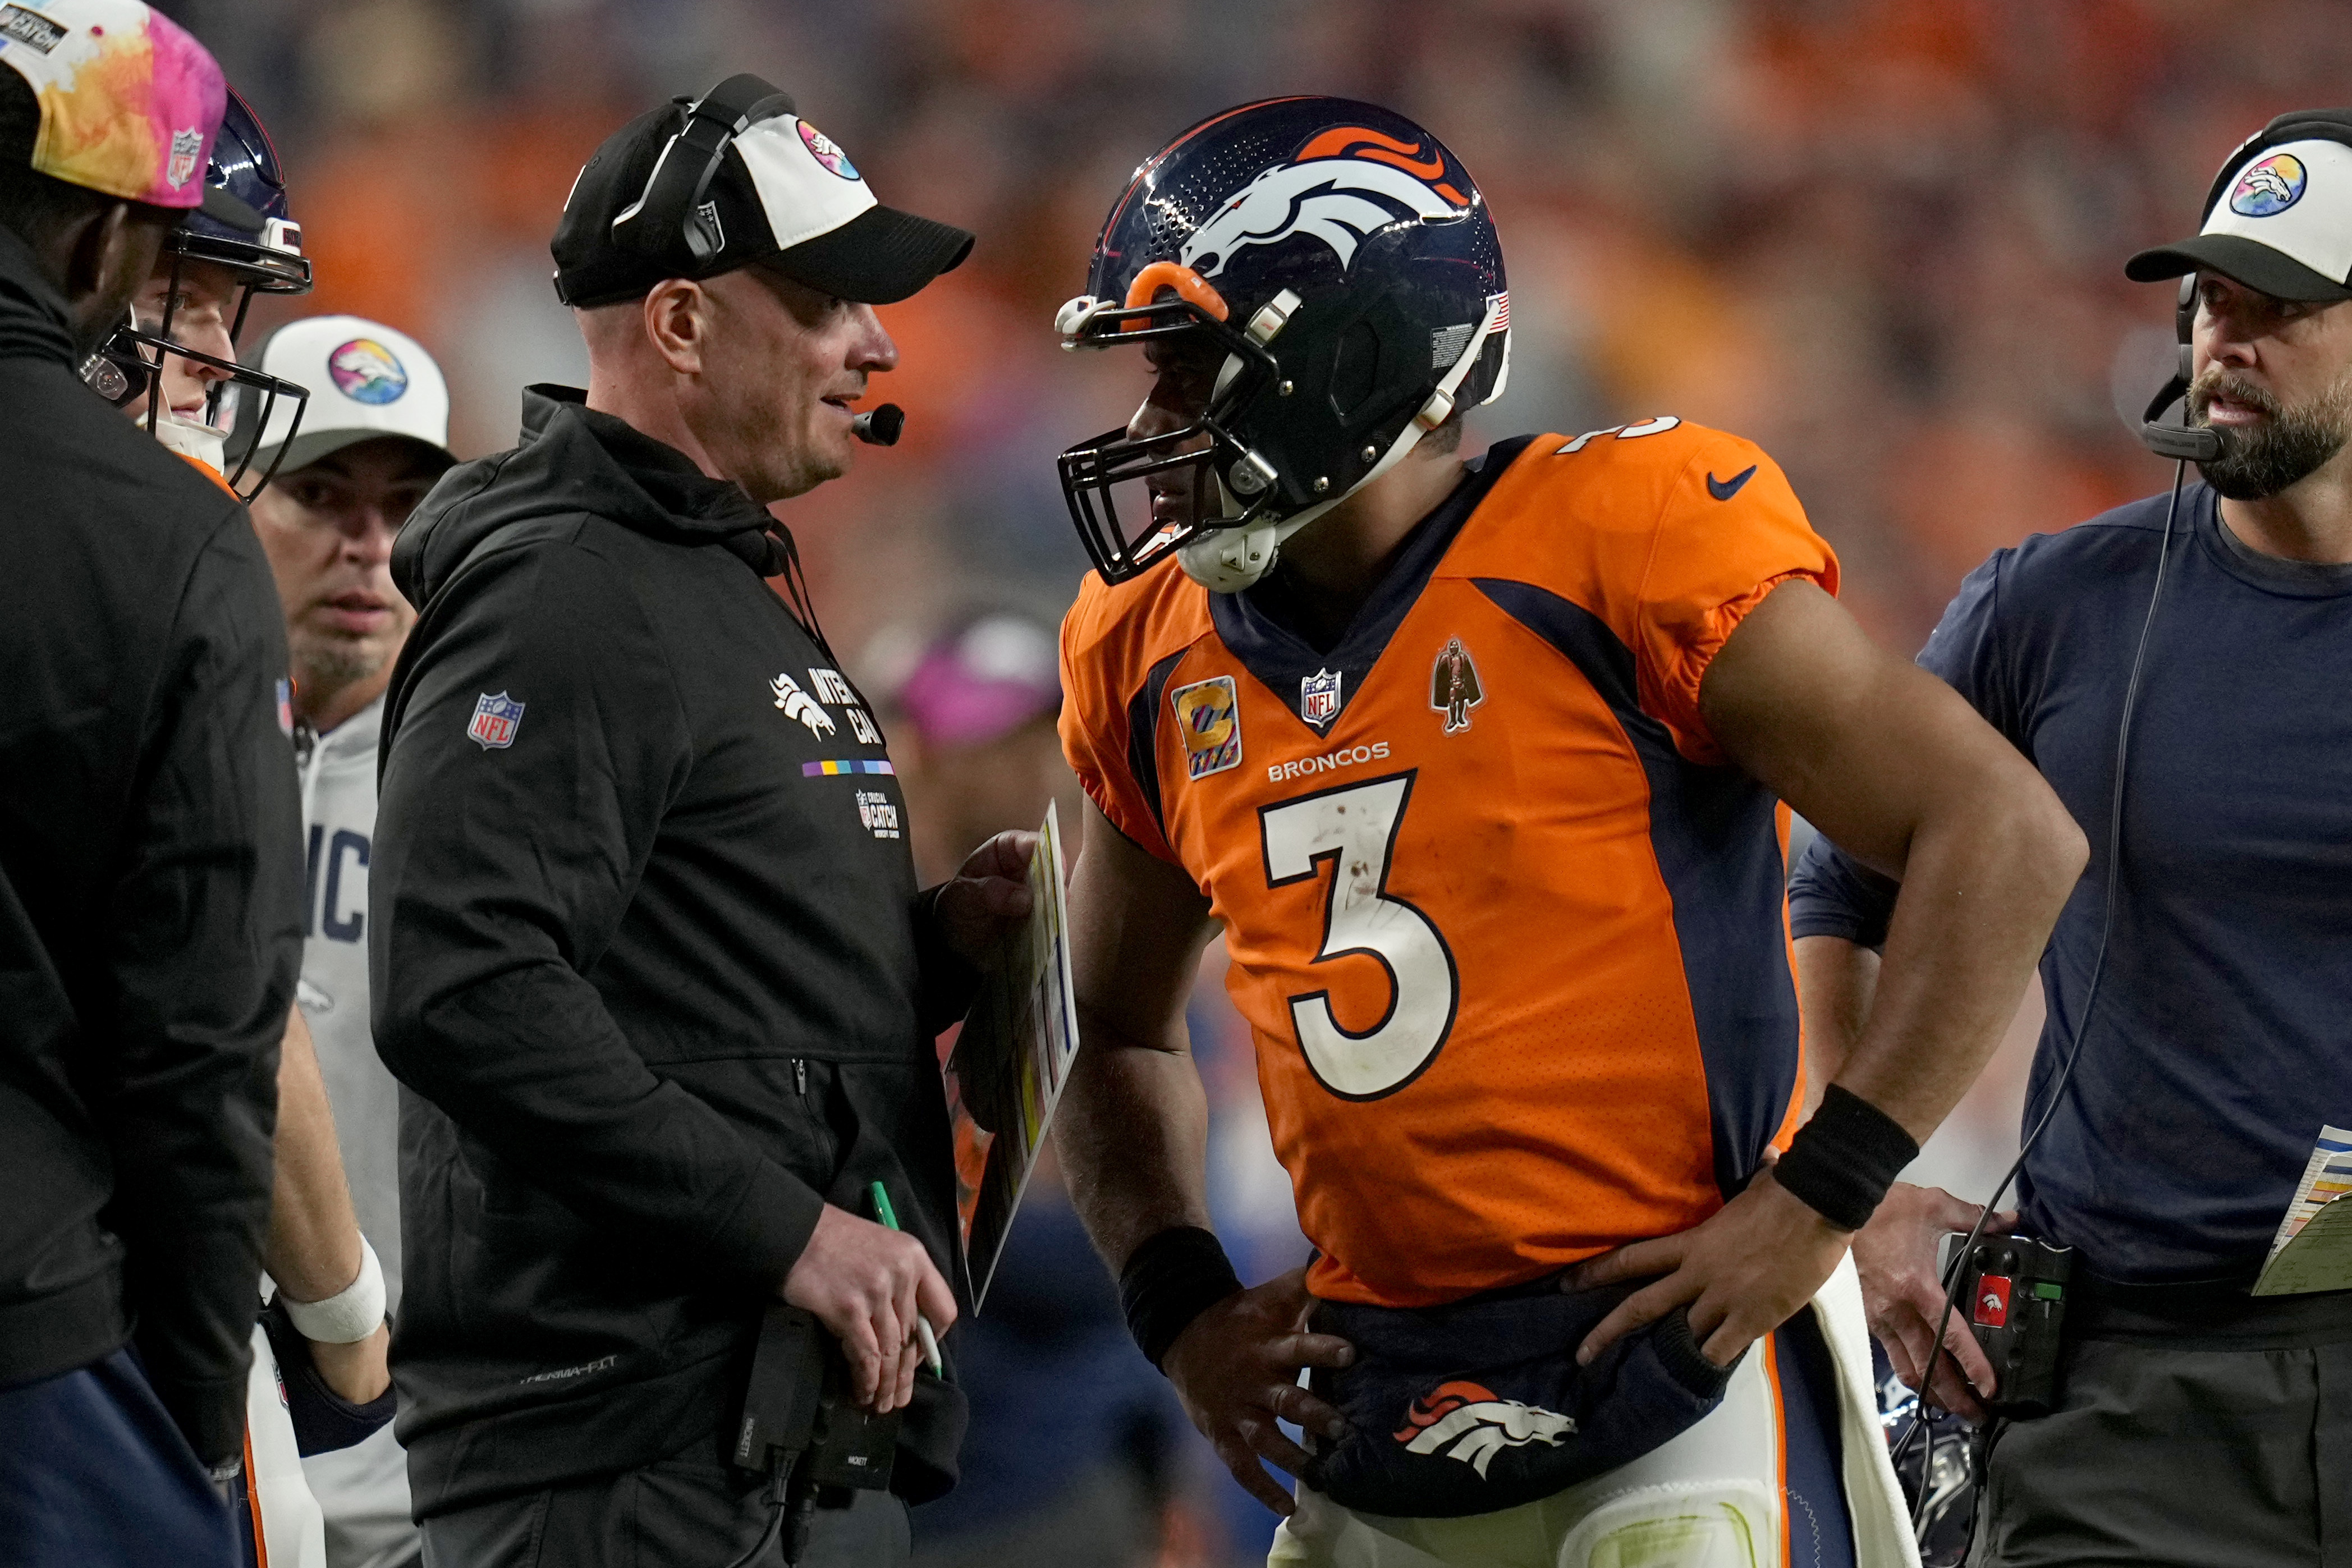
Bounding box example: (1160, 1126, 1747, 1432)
(851, 404, 904, 446)
(2137, 275, 2224, 463)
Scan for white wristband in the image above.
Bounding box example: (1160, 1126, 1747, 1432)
(282, 1236, 386, 1345)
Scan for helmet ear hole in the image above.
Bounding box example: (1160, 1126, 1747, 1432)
(1329, 318, 1383, 420)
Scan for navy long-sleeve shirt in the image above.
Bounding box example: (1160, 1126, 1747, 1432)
(1790, 482, 2352, 1283)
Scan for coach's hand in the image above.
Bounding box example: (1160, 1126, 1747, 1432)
(936, 831, 1040, 966)
(1569, 1167, 1850, 1369)
(781, 1203, 959, 1414)
(1162, 1266, 1354, 1517)
(1854, 1181, 2011, 1421)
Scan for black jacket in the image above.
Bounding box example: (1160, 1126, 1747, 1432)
(0, 227, 300, 1468)
(374, 387, 973, 1518)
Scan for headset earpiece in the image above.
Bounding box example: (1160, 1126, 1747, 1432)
(610, 74, 796, 265)
(2175, 274, 2198, 380)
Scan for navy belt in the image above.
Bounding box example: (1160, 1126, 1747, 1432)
(2065, 1269, 2352, 1350)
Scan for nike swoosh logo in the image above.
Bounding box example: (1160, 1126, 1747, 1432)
(1707, 465, 1758, 502)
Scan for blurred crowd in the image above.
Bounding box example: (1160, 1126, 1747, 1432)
(143, 0, 2352, 1559)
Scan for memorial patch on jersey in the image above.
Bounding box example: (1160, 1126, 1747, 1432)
(1429, 639, 1483, 734)
(1301, 667, 1344, 731)
(467, 691, 524, 749)
(1170, 675, 1242, 779)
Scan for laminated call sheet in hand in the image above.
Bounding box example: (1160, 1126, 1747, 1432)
(941, 801, 1081, 1309)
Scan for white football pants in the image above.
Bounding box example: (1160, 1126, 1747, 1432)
(1267, 1257, 1918, 1568)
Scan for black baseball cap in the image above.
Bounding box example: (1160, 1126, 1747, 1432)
(552, 93, 973, 310)
(2125, 111, 2352, 302)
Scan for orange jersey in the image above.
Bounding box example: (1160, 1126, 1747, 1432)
(1060, 420, 1840, 1308)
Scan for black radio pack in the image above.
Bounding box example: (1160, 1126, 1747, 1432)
(725, 1304, 903, 1567)
(1940, 1233, 2073, 1419)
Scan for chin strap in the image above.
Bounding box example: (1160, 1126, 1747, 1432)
(1177, 291, 1512, 592)
(152, 411, 231, 475)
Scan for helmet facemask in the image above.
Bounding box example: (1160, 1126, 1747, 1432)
(1057, 99, 1512, 591)
(85, 232, 312, 502)
(1056, 280, 1286, 584)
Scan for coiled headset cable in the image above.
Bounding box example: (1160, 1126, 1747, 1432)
(1896, 448, 2191, 1548)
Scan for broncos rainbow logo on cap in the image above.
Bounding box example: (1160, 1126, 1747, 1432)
(328, 338, 408, 404)
(2231, 152, 2308, 218)
(797, 121, 859, 181)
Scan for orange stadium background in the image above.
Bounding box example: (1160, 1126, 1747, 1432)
(165, 1, 2352, 1560)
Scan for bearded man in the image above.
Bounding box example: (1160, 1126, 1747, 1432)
(1794, 110, 2352, 1567)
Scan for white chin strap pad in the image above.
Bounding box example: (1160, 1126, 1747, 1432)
(1178, 519, 1285, 593)
(1176, 292, 1510, 593)
(152, 411, 228, 474)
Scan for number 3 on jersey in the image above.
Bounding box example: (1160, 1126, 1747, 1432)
(1258, 772, 1459, 1099)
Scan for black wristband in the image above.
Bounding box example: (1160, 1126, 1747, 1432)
(1119, 1226, 1244, 1371)
(1771, 1084, 1919, 1231)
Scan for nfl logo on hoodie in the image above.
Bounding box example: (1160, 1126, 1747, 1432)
(467, 691, 524, 749)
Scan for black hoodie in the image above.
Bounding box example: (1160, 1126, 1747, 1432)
(0, 224, 300, 1469)
(373, 387, 971, 1517)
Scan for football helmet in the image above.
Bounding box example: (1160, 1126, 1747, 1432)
(81, 86, 310, 498)
(1056, 98, 1509, 590)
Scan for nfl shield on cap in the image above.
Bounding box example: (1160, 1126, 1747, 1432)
(240, 315, 454, 476)
(0, 0, 257, 229)
(2127, 134, 2352, 302)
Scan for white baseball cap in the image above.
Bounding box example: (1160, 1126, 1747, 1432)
(242, 315, 455, 476)
(2128, 116, 2352, 302)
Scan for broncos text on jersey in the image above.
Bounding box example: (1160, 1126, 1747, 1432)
(1061, 419, 1839, 1308)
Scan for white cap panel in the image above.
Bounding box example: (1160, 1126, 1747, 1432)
(734, 116, 878, 251)
(2199, 139, 2352, 285)
(250, 315, 452, 465)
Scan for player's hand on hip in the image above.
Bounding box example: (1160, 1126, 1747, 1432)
(1568, 1167, 1853, 1370)
(1853, 1181, 2012, 1421)
(780, 1202, 959, 1414)
(1161, 1265, 1354, 1517)
(936, 830, 1039, 966)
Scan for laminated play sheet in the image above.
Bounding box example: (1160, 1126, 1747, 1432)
(941, 800, 1080, 1309)
(2253, 1124, 2352, 1297)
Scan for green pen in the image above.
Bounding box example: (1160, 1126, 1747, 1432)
(869, 1180, 943, 1377)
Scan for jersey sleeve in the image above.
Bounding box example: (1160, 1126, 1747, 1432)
(1058, 574, 1179, 864)
(1785, 549, 2014, 949)
(1786, 831, 1900, 948)
(1633, 432, 1840, 764)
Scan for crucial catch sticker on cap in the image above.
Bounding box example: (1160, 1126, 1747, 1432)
(0, 4, 66, 52)
(2232, 152, 2308, 217)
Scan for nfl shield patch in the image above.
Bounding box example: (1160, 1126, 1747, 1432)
(467, 691, 525, 750)
(1300, 667, 1344, 731)
(1170, 676, 1243, 780)
(167, 129, 203, 190)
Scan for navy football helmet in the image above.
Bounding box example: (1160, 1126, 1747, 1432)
(81, 86, 310, 498)
(1056, 98, 1509, 589)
